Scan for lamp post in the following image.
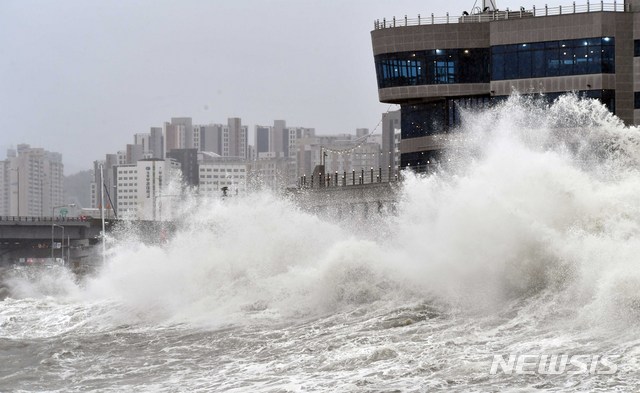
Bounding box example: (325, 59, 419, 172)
(99, 164, 106, 264)
(51, 203, 75, 261)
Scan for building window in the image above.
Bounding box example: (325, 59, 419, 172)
(374, 48, 490, 88)
(401, 95, 491, 139)
(400, 150, 444, 172)
(491, 37, 615, 81)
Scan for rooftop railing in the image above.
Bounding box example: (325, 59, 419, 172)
(374, 1, 628, 29)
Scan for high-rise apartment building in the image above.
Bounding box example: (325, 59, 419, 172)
(199, 124, 223, 154)
(149, 127, 164, 159)
(255, 125, 271, 156)
(226, 118, 248, 159)
(134, 133, 150, 155)
(164, 117, 194, 153)
(117, 151, 127, 165)
(171, 118, 194, 149)
(164, 122, 181, 152)
(0, 161, 9, 215)
(0, 144, 64, 217)
(126, 144, 144, 164)
(271, 120, 286, 156)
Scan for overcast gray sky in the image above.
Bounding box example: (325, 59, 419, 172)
(1, 0, 527, 173)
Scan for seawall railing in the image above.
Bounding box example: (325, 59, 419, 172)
(374, 1, 627, 29)
(297, 167, 401, 189)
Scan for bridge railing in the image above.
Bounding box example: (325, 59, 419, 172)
(0, 216, 90, 223)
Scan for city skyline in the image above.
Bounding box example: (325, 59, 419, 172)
(0, 0, 529, 173)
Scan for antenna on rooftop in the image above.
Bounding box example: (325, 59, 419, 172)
(482, 0, 497, 11)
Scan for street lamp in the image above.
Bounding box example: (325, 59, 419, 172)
(51, 203, 75, 261)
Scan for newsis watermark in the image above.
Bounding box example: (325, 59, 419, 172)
(489, 354, 620, 375)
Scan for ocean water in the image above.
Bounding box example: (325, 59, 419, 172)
(1, 95, 640, 392)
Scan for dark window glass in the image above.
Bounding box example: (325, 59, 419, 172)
(635, 92, 640, 109)
(546, 48, 560, 77)
(490, 36, 615, 80)
(574, 45, 588, 74)
(532, 50, 545, 77)
(401, 95, 491, 139)
(492, 50, 504, 80)
(374, 48, 489, 88)
(587, 44, 602, 73)
(401, 150, 444, 172)
(585, 38, 601, 46)
(601, 42, 615, 73)
(492, 45, 506, 54)
(558, 46, 574, 76)
(518, 50, 532, 78)
(401, 101, 447, 138)
(504, 55, 518, 79)
(635, 40, 640, 57)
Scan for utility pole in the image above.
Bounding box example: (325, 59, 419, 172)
(100, 164, 106, 264)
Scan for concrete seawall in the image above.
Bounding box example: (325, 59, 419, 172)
(288, 182, 401, 219)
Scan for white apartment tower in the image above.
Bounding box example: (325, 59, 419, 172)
(0, 144, 64, 217)
(115, 158, 181, 220)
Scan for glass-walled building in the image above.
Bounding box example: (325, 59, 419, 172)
(371, 1, 640, 171)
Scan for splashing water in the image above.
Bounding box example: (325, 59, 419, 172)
(1, 94, 640, 392)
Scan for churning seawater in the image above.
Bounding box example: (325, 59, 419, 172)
(2, 95, 640, 392)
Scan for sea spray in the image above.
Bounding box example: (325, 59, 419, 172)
(5, 94, 640, 329)
(1, 94, 639, 391)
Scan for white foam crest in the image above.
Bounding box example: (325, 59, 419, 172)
(81, 192, 397, 326)
(4, 266, 82, 300)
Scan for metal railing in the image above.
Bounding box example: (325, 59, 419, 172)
(297, 167, 402, 189)
(374, 1, 627, 29)
(0, 216, 89, 223)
